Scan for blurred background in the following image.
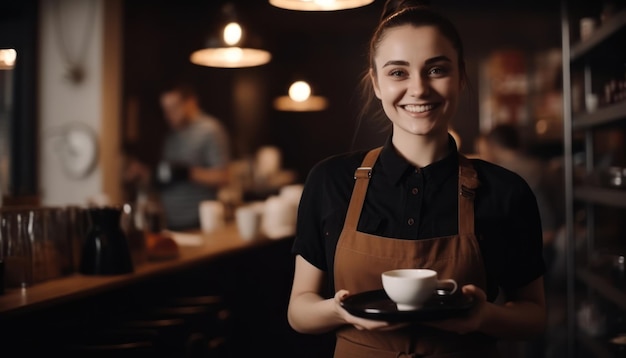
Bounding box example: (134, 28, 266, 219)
(0, 0, 564, 207)
(2, 1, 626, 357)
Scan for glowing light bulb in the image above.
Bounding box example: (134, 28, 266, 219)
(224, 47, 244, 63)
(314, 0, 335, 8)
(288, 81, 311, 102)
(223, 22, 242, 46)
(0, 49, 17, 67)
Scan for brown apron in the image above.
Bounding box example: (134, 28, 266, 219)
(333, 148, 499, 358)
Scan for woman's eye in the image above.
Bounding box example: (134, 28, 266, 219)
(428, 67, 447, 76)
(389, 69, 407, 78)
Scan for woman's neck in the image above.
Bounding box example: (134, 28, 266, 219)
(391, 129, 450, 168)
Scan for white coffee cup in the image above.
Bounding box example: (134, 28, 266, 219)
(199, 200, 225, 233)
(235, 205, 261, 241)
(279, 184, 304, 207)
(261, 195, 296, 239)
(381, 269, 457, 311)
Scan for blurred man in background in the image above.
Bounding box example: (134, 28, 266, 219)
(125, 83, 231, 231)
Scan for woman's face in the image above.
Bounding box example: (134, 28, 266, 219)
(371, 25, 462, 139)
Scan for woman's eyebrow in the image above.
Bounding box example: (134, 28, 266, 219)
(425, 55, 452, 65)
(382, 60, 409, 68)
(382, 56, 452, 68)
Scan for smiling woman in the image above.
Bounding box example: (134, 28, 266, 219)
(370, 25, 461, 159)
(287, 0, 547, 356)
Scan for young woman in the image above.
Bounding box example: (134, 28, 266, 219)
(287, 0, 547, 356)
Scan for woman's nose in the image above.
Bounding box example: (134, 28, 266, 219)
(409, 75, 429, 97)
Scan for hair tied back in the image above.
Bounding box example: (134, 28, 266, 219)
(380, 0, 432, 22)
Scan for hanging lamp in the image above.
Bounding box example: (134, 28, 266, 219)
(0, 49, 17, 70)
(274, 80, 328, 111)
(269, 0, 374, 11)
(190, 4, 271, 68)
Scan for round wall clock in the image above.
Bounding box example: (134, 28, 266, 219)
(56, 122, 98, 179)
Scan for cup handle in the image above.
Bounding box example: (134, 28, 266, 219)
(436, 279, 458, 295)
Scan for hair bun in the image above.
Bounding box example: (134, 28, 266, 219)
(381, 0, 432, 22)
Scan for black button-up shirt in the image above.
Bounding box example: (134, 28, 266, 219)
(293, 136, 546, 300)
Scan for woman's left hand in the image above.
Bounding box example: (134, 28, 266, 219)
(422, 284, 488, 335)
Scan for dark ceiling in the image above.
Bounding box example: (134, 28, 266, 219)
(121, 0, 567, 180)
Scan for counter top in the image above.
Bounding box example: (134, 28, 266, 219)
(0, 224, 290, 317)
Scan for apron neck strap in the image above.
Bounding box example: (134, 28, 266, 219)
(345, 147, 382, 231)
(458, 154, 479, 236)
(345, 149, 479, 236)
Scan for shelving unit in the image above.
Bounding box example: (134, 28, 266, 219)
(570, 10, 626, 62)
(574, 186, 626, 208)
(573, 101, 626, 129)
(576, 268, 626, 311)
(562, 1, 626, 357)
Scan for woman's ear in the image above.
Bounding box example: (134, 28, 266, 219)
(370, 68, 382, 100)
(459, 77, 466, 91)
(459, 64, 468, 91)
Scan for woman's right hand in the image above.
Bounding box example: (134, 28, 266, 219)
(334, 290, 409, 331)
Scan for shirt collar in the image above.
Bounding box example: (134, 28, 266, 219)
(378, 134, 459, 186)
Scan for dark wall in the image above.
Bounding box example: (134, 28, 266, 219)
(0, 0, 39, 200)
(122, 0, 561, 183)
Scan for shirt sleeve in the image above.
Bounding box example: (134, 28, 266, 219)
(498, 179, 547, 291)
(202, 122, 230, 168)
(292, 161, 328, 272)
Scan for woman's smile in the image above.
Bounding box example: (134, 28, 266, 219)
(371, 25, 461, 138)
(401, 102, 441, 115)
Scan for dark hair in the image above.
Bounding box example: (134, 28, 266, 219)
(353, 0, 467, 147)
(485, 124, 522, 151)
(160, 81, 198, 100)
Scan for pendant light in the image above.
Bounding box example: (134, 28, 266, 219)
(269, 0, 374, 11)
(190, 4, 271, 68)
(274, 80, 328, 111)
(0, 49, 17, 70)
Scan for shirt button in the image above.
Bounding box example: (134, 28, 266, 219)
(411, 188, 419, 195)
(408, 218, 415, 226)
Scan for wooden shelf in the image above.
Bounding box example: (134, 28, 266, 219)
(574, 186, 626, 208)
(573, 101, 626, 129)
(571, 10, 626, 62)
(577, 332, 615, 358)
(0, 225, 291, 317)
(576, 268, 626, 311)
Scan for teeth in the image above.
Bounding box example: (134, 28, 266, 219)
(404, 104, 435, 113)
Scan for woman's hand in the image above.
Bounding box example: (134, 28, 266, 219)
(334, 290, 409, 331)
(422, 285, 488, 335)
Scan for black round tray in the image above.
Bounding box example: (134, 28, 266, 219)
(340, 289, 475, 322)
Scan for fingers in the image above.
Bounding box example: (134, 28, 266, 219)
(461, 284, 487, 302)
(334, 289, 402, 331)
(423, 285, 487, 335)
(334, 290, 350, 305)
(350, 316, 393, 331)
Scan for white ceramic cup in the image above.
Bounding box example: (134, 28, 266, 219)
(235, 205, 261, 241)
(261, 195, 296, 239)
(199, 200, 225, 233)
(381, 269, 458, 311)
(279, 184, 304, 207)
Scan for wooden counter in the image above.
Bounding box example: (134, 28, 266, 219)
(0, 223, 336, 357)
(0, 224, 285, 317)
